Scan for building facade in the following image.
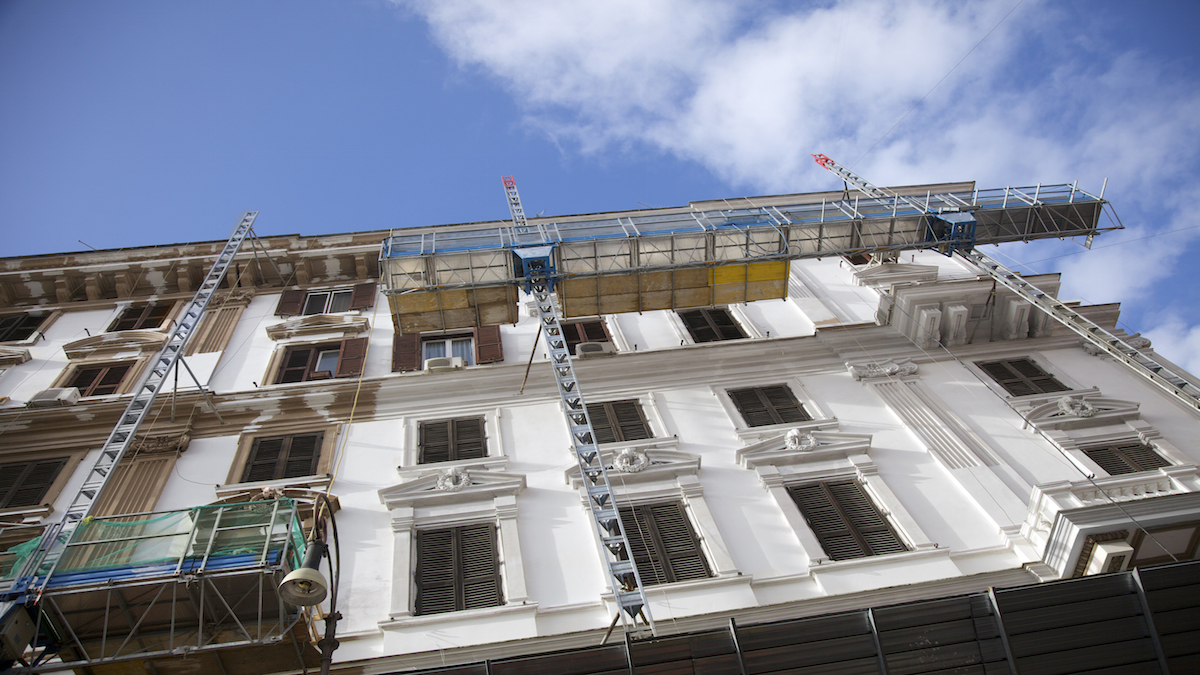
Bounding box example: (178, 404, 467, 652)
(1, 183, 1198, 674)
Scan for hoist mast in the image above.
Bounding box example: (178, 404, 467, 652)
(813, 154, 1200, 411)
(502, 177, 655, 637)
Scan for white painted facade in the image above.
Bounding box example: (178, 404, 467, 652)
(2, 193, 1199, 674)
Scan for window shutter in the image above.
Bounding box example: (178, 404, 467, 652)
(335, 337, 368, 378)
(459, 524, 503, 610)
(275, 290, 305, 316)
(1008, 358, 1069, 394)
(243, 438, 285, 482)
(277, 347, 314, 383)
(619, 503, 709, 586)
(611, 401, 651, 441)
(679, 310, 717, 343)
(415, 529, 457, 615)
(349, 283, 376, 311)
(728, 388, 776, 427)
(977, 358, 1068, 396)
(452, 418, 487, 460)
(474, 325, 504, 364)
(419, 421, 452, 464)
(1085, 444, 1169, 475)
(0, 459, 67, 509)
(282, 434, 322, 478)
(790, 481, 906, 560)
(710, 308, 745, 340)
(93, 453, 177, 517)
(392, 333, 421, 372)
(1118, 444, 1170, 472)
(587, 403, 617, 444)
(762, 385, 810, 423)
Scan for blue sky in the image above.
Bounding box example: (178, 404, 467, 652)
(2, 1, 1199, 371)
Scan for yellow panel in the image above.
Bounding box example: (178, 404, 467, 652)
(390, 286, 518, 332)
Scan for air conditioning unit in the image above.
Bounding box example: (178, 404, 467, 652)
(27, 387, 81, 408)
(575, 342, 615, 359)
(425, 356, 464, 373)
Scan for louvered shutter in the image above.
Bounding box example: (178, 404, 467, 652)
(459, 524, 503, 610)
(977, 358, 1068, 396)
(1008, 358, 1069, 394)
(0, 459, 67, 509)
(93, 454, 177, 517)
(278, 347, 314, 383)
(611, 401, 651, 441)
(452, 418, 486, 460)
(587, 403, 617, 444)
(728, 388, 776, 427)
(790, 481, 906, 560)
(349, 283, 376, 310)
(392, 333, 421, 372)
(243, 438, 285, 482)
(335, 337, 368, 377)
(762, 385, 810, 423)
(415, 529, 457, 615)
(275, 290, 305, 316)
(419, 421, 452, 463)
(283, 434, 323, 478)
(619, 503, 709, 585)
(1085, 444, 1169, 475)
(710, 308, 745, 340)
(679, 310, 717, 343)
(474, 325, 504, 364)
(1118, 444, 1170, 472)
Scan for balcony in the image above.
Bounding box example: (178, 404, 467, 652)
(3, 498, 320, 674)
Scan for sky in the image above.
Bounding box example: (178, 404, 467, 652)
(2, 0, 1198, 372)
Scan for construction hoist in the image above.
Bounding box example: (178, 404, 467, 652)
(812, 153, 1200, 411)
(503, 177, 655, 637)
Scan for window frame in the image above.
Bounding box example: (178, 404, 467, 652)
(108, 303, 175, 332)
(226, 426, 338, 487)
(274, 283, 376, 317)
(421, 334, 475, 367)
(677, 307, 746, 344)
(272, 337, 368, 384)
(65, 361, 135, 397)
(0, 314, 46, 343)
(414, 523, 504, 616)
(391, 325, 504, 372)
(0, 458, 69, 510)
(562, 319, 612, 353)
(976, 357, 1070, 397)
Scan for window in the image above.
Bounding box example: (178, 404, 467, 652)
(976, 357, 1069, 396)
(414, 524, 503, 615)
(67, 362, 132, 396)
(419, 418, 486, 464)
(422, 335, 475, 366)
(588, 400, 652, 444)
(619, 503, 711, 586)
(788, 481, 907, 561)
(728, 385, 812, 427)
(109, 303, 172, 331)
(240, 433, 324, 483)
(1, 459, 67, 509)
(391, 326, 504, 372)
(1084, 444, 1171, 476)
(274, 283, 376, 317)
(562, 320, 610, 353)
(0, 315, 43, 342)
(275, 337, 367, 383)
(678, 308, 745, 343)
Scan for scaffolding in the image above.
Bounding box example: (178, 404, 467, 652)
(3, 498, 318, 674)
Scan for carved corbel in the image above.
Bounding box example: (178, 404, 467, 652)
(846, 359, 919, 381)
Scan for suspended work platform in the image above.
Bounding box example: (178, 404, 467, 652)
(381, 182, 1110, 331)
(2, 498, 318, 674)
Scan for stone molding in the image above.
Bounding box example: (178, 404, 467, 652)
(265, 314, 369, 341)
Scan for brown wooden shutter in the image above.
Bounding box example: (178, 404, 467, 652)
(415, 525, 502, 616)
(415, 529, 457, 615)
(392, 333, 421, 372)
(282, 434, 323, 478)
(185, 305, 246, 355)
(729, 388, 775, 427)
(452, 418, 486, 460)
(619, 503, 709, 586)
(474, 325, 504, 364)
(419, 420, 452, 464)
(243, 437, 285, 482)
(335, 337, 369, 378)
(587, 403, 617, 444)
(93, 453, 177, 517)
(789, 481, 906, 561)
(277, 346, 314, 383)
(275, 290, 305, 316)
(458, 524, 503, 610)
(349, 283, 376, 310)
(587, 401, 649, 443)
(0, 459, 67, 509)
(729, 386, 810, 427)
(977, 358, 1069, 396)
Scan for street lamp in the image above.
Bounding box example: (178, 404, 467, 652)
(279, 494, 341, 675)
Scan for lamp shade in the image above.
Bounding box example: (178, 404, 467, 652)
(280, 541, 328, 606)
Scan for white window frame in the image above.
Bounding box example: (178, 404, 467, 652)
(378, 471, 529, 621)
(968, 351, 1080, 401)
(422, 333, 475, 367)
(301, 288, 355, 316)
(396, 408, 507, 475)
(711, 378, 835, 444)
(737, 430, 935, 566)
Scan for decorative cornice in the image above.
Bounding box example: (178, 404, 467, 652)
(846, 358, 919, 381)
(1022, 393, 1140, 431)
(265, 314, 369, 341)
(737, 426, 872, 469)
(128, 431, 191, 455)
(565, 447, 700, 488)
(63, 330, 168, 360)
(379, 470, 525, 510)
(0, 346, 31, 368)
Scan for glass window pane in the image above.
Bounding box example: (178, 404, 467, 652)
(328, 291, 352, 313)
(424, 341, 446, 360)
(302, 293, 329, 316)
(452, 338, 473, 365)
(315, 349, 339, 375)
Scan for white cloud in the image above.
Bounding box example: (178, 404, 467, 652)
(397, 0, 1200, 368)
(1144, 313, 1200, 377)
